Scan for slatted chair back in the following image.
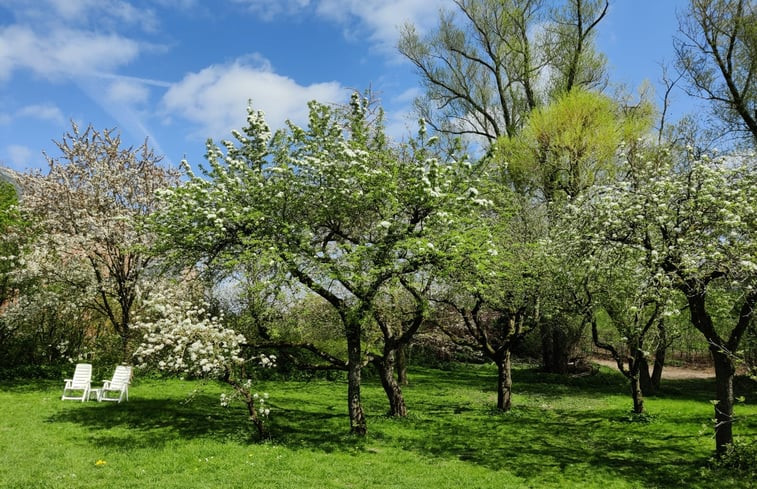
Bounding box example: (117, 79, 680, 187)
(100, 365, 132, 403)
(61, 363, 92, 402)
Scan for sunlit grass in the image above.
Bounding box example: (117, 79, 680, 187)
(1, 364, 754, 488)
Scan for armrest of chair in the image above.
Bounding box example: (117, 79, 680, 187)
(102, 380, 112, 389)
(63, 379, 73, 387)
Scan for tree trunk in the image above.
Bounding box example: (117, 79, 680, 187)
(639, 357, 652, 395)
(639, 349, 665, 396)
(120, 333, 130, 363)
(630, 374, 645, 414)
(552, 327, 570, 374)
(650, 345, 666, 393)
(540, 322, 552, 370)
(496, 349, 513, 411)
(376, 351, 407, 417)
(711, 347, 736, 456)
(397, 345, 409, 386)
(346, 327, 366, 435)
(647, 321, 668, 394)
(540, 322, 570, 374)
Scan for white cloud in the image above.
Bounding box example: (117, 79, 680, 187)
(392, 87, 422, 105)
(3, 0, 160, 32)
(231, 0, 311, 21)
(0, 25, 141, 81)
(6, 145, 34, 170)
(225, 0, 447, 56)
(106, 79, 151, 106)
(314, 0, 447, 53)
(161, 56, 347, 140)
(16, 103, 65, 125)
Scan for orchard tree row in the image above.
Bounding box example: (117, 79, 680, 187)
(0, 0, 755, 456)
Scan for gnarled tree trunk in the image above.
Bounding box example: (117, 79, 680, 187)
(630, 373, 644, 414)
(375, 350, 407, 417)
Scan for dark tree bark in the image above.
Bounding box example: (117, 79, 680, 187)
(374, 350, 407, 417)
(712, 347, 736, 455)
(630, 373, 644, 414)
(591, 316, 652, 414)
(396, 344, 409, 386)
(684, 288, 755, 456)
(639, 335, 667, 396)
(540, 322, 572, 374)
(438, 299, 531, 413)
(371, 277, 428, 417)
(346, 325, 367, 435)
(496, 349, 513, 411)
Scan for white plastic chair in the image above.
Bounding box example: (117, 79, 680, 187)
(61, 363, 92, 402)
(99, 365, 132, 403)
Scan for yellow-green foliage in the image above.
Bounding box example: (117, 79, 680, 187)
(496, 89, 654, 201)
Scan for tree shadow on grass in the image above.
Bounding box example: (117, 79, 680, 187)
(46, 395, 265, 448)
(267, 372, 751, 489)
(0, 378, 60, 393)
(39, 371, 752, 488)
(384, 407, 717, 488)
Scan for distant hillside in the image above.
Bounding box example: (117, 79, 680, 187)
(0, 166, 20, 194)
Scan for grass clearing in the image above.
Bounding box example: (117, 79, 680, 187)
(1, 364, 754, 488)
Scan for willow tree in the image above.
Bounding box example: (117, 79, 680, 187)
(495, 89, 654, 373)
(399, 0, 609, 143)
(154, 94, 475, 434)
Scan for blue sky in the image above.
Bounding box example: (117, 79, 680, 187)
(0, 0, 694, 173)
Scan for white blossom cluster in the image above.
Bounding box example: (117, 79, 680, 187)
(133, 292, 246, 378)
(154, 93, 479, 308)
(558, 151, 757, 299)
(219, 389, 272, 417)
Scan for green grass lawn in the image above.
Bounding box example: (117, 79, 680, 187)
(1, 364, 754, 489)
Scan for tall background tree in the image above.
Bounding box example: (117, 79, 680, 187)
(399, 0, 609, 143)
(400, 1, 614, 374)
(494, 89, 654, 373)
(676, 0, 757, 143)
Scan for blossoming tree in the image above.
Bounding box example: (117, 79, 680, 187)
(575, 146, 756, 453)
(133, 289, 275, 438)
(153, 94, 475, 434)
(16, 124, 180, 359)
(432, 178, 542, 411)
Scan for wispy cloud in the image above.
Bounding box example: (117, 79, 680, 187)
(2, 0, 160, 32)
(16, 103, 65, 125)
(225, 0, 447, 57)
(106, 79, 151, 106)
(5, 144, 35, 170)
(230, 0, 312, 21)
(0, 25, 141, 81)
(314, 0, 446, 54)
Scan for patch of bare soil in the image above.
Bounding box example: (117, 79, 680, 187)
(591, 357, 715, 379)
